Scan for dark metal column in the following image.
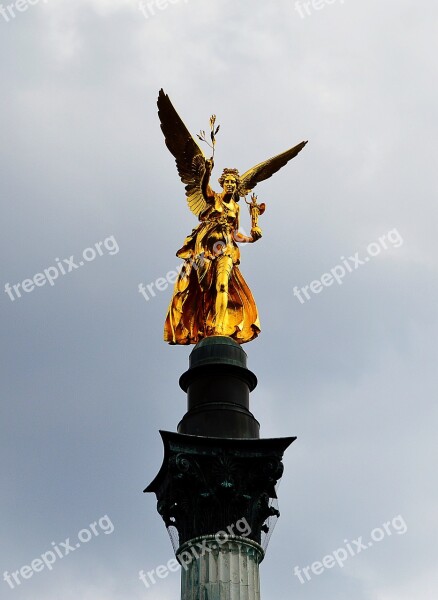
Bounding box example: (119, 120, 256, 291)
(145, 336, 295, 599)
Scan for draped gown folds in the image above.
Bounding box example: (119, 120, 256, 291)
(164, 193, 260, 345)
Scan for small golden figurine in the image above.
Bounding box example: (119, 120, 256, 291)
(158, 89, 307, 345)
(245, 194, 266, 231)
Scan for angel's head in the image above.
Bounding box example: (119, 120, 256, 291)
(218, 168, 240, 197)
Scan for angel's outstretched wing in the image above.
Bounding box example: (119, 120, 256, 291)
(157, 89, 210, 217)
(238, 141, 308, 197)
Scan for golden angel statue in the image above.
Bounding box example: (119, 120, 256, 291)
(158, 89, 307, 345)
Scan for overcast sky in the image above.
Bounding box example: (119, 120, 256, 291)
(1, 0, 437, 598)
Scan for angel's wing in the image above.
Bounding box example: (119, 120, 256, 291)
(157, 89, 210, 217)
(238, 141, 308, 197)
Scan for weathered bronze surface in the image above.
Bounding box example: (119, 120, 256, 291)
(144, 430, 295, 547)
(158, 89, 307, 344)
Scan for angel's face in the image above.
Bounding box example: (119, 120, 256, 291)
(223, 176, 237, 195)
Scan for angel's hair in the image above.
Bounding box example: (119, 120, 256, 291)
(218, 168, 240, 188)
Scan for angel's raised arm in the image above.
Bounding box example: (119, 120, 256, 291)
(201, 158, 215, 203)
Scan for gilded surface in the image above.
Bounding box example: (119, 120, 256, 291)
(157, 89, 307, 344)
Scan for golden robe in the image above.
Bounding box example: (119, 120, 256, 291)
(164, 194, 261, 344)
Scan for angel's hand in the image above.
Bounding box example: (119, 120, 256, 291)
(205, 158, 214, 172)
(250, 227, 262, 242)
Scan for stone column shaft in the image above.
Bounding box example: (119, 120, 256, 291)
(178, 536, 264, 600)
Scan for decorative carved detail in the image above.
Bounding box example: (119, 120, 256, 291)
(145, 432, 294, 547)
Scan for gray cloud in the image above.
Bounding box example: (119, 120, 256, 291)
(1, 1, 437, 598)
